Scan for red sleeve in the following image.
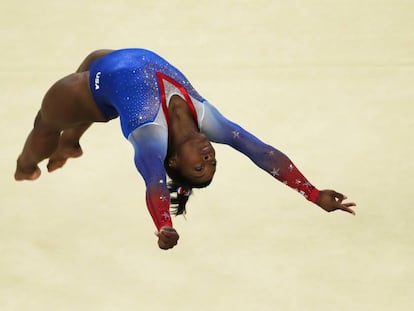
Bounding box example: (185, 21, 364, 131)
(272, 159, 320, 203)
(146, 182, 173, 231)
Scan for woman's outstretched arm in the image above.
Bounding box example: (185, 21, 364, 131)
(200, 101, 356, 214)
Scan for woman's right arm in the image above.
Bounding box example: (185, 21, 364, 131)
(128, 125, 176, 235)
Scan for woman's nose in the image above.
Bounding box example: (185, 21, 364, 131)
(203, 154, 211, 161)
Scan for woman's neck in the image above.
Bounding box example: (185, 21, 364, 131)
(168, 95, 199, 147)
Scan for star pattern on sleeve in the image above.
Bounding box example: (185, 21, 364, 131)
(162, 212, 171, 221)
(232, 130, 240, 139)
(271, 168, 280, 177)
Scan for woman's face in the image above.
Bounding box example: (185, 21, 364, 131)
(172, 134, 217, 185)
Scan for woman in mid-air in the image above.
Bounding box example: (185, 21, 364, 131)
(14, 48, 356, 250)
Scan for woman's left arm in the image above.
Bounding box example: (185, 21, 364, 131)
(200, 101, 356, 213)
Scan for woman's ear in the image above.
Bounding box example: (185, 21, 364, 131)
(168, 156, 178, 168)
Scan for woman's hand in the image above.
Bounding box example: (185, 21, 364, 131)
(156, 226, 179, 250)
(316, 190, 356, 215)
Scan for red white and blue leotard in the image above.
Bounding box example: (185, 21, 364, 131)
(89, 49, 320, 230)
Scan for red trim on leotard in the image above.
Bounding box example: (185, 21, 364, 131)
(156, 72, 199, 129)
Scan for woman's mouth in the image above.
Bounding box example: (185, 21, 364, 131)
(200, 144, 211, 154)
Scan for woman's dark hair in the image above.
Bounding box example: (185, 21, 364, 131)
(164, 160, 212, 216)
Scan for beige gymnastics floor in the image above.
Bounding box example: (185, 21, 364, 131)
(1, 1, 413, 310)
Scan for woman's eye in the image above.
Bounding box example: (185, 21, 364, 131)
(195, 165, 203, 172)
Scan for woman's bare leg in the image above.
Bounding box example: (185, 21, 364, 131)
(15, 49, 113, 181)
(15, 111, 62, 180)
(45, 50, 114, 172)
(14, 74, 101, 181)
(46, 122, 92, 172)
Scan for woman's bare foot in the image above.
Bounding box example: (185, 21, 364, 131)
(47, 143, 83, 172)
(15, 163, 41, 181)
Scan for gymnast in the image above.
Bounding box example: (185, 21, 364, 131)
(14, 49, 356, 250)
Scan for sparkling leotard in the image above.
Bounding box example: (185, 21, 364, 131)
(89, 49, 320, 230)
